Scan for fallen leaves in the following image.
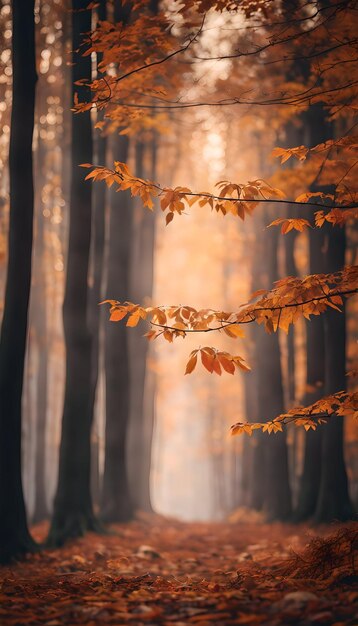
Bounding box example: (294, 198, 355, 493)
(0, 519, 356, 625)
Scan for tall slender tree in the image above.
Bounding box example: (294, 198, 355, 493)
(288, 97, 355, 525)
(314, 225, 355, 522)
(101, 133, 133, 522)
(32, 135, 49, 523)
(127, 0, 159, 513)
(254, 226, 292, 520)
(48, 0, 99, 545)
(0, 0, 37, 563)
(100, 0, 134, 523)
(295, 227, 326, 520)
(88, 0, 108, 510)
(128, 137, 157, 512)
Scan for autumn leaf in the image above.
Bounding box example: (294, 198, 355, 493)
(217, 353, 235, 374)
(166, 211, 174, 225)
(110, 308, 128, 322)
(185, 351, 198, 374)
(223, 324, 245, 338)
(201, 348, 215, 373)
(268, 218, 311, 234)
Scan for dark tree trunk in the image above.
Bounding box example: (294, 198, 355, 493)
(258, 327, 292, 521)
(48, 0, 99, 546)
(0, 0, 37, 563)
(314, 226, 355, 522)
(295, 102, 331, 520)
(242, 337, 264, 510)
(256, 227, 292, 520)
(128, 138, 156, 512)
(32, 331, 49, 524)
(100, 135, 133, 522)
(284, 231, 297, 406)
(127, 0, 159, 513)
(88, 0, 107, 511)
(32, 124, 49, 524)
(295, 228, 326, 521)
(248, 429, 266, 511)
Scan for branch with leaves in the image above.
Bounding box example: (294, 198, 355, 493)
(102, 264, 358, 361)
(231, 389, 358, 436)
(81, 161, 358, 227)
(101, 270, 358, 433)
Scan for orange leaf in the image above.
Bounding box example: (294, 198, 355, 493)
(126, 311, 141, 327)
(211, 357, 222, 376)
(185, 352, 198, 375)
(218, 354, 235, 375)
(110, 308, 127, 322)
(201, 349, 214, 373)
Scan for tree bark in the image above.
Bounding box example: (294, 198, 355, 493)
(295, 102, 331, 521)
(284, 231, 297, 406)
(242, 337, 263, 510)
(125, 0, 159, 513)
(128, 138, 156, 512)
(294, 228, 325, 520)
(48, 0, 99, 545)
(314, 226, 355, 522)
(255, 227, 292, 520)
(88, 0, 107, 511)
(31, 119, 50, 524)
(100, 135, 133, 522)
(0, 0, 37, 563)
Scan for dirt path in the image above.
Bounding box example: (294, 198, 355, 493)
(0, 517, 357, 625)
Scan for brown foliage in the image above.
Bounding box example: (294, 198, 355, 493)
(284, 526, 358, 585)
(0, 519, 357, 625)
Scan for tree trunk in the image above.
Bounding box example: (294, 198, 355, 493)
(295, 102, 331, 521)
(128, 138, 156, 512)
(314, 226, 355, 522)
(295, 228, 326, 520)
(88, 0, 107, 511)
(256, 227, 292, 520)
(100, 135, 133, 522)
(284, 231, 297, 406)
(31, 121, 49, 524)
(0, 0, 37, 563)
(48, 0, 99, 546)
(32, 324, 49, 523)
(242, 339, 262, 510)
(127, 0, 159, 513)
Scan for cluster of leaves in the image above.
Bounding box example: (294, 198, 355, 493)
(102, 265, 357, 434)
(103, 265, 358, 340)
(272, 136, 358, 165)
(82, 161, 357, 228)
(268, 207, 358, 233)
(178, 0, 271, 16)
(74, 1, 199, 135)
(82, 161, 286, 222)
(175, 1, 358, 118)
(184, 348, 250, 376)
(231, 390, 358, 436)
(271, 136, 358, 229)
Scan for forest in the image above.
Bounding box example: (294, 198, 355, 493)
(0, 0, 357, 624)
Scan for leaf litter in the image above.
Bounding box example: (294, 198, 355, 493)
(0, 515, 357, 625)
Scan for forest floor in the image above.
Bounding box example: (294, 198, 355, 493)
(0, 514, 357, 626)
